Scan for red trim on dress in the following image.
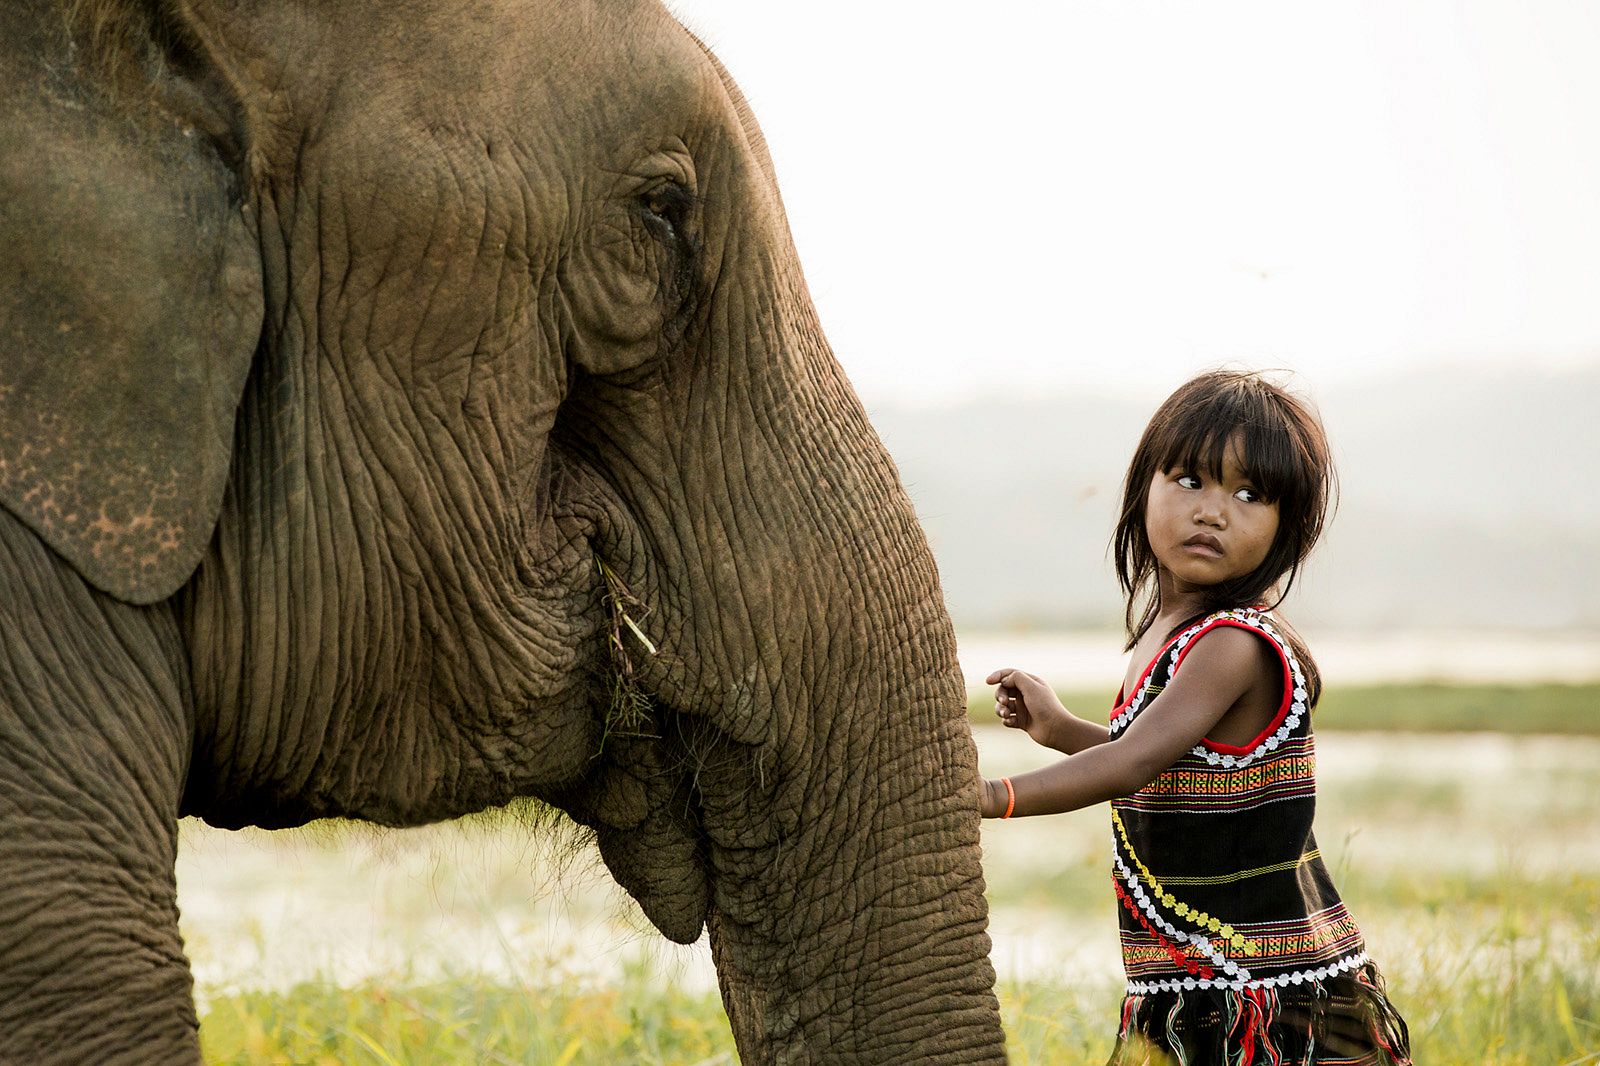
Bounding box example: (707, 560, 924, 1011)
(1109, 629, 1190, 720)
(1170, 618, 1294, 755)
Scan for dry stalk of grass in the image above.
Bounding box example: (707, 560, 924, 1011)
(594, 556, 658, 744)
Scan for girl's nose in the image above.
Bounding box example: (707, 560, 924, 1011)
(1194, 497, 1226, 528)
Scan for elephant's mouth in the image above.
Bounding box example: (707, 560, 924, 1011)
(562, 552, 715, 945)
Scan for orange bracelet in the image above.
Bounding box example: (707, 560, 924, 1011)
(1001, 777, 1016, 819)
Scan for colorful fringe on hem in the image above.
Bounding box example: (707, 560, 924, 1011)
(1107, 961, 1411, 1066)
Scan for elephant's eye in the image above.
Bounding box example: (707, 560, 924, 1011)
(639, 182, 695, 242)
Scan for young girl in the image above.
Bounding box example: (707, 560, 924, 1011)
(979, 371, 1411, 1065)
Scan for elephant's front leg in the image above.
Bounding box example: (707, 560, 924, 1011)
(0, 511, 199, 1064)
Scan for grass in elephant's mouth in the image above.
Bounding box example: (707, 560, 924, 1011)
(595, 555, 659, 743)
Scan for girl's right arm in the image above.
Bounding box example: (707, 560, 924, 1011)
(979, 626, 1278, 818)
(987, 668, 1111, 754)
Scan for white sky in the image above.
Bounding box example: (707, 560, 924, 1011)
(667, 0, 1600, 404)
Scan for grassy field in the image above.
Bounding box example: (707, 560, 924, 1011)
(183, 703, 1600, 1065)
(969, 681, 1600, 735)
(198, 918, 1600, 1064)
(198, 941, 1600, 1065)
(199, 968, 738, 1065)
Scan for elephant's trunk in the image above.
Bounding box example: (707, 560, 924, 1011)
(565, 320, 1005, 1060)
(699, 463, 1001, 1063)
(702, 675, 1003, 1063)
(546, 45, 1005, 1057)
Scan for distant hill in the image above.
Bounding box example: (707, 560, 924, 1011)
(864, 363, 1600, 632)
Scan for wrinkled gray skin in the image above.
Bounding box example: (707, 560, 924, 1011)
(0, 0, 1004, 1062)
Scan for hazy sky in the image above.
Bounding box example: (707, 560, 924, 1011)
(667, 1, 1600, 404)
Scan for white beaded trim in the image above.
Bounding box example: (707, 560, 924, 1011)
(1109, 610, 1308, 760)
(1109, 696, 1140, 735)
(1181, 611, 1307, 769)
(1125, 951, 1371, 995)
(1112, 848, 1253, 984)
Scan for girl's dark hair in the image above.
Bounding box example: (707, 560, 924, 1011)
(1113, 370, 1335, 696)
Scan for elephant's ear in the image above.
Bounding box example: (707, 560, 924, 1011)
(0, 6, 262, 604)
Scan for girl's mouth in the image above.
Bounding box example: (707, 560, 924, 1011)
(1182, 533, 1224, 557)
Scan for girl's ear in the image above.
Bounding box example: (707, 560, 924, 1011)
(0, 6, 263, 604)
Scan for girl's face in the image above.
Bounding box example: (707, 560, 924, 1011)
(1144, 436, 1281, 597)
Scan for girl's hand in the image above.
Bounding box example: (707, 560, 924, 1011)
(986, 668, 1071, 750)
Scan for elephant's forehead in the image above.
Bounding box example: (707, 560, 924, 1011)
(302, 0, 723, 164)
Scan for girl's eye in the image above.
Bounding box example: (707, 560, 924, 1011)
(1176, 474, 1201, 490)
(1235, 486, 1262, 503)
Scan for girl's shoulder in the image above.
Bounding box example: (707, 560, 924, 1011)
(1174, 605, 1321, 706)
(1170, 607, 1310, 682)
(1169, 607, 1319, 765)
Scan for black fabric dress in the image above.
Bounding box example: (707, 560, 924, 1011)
(1103, 608, 1411, 1066)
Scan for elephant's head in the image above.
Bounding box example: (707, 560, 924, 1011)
(0, 0, 1002, 1060)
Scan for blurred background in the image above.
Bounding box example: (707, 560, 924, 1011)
(184, 4, 1600, 1061)
(671, 0, 1600, 643)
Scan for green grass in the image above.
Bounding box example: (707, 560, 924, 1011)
(997, 928, 1600, 1065)
(968, 682, 1600, 734)
(199, 964, 739, 1066)
(1315, 682, 1599, 734)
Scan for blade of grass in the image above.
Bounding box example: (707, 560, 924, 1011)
(347, 1026, 404, 1066)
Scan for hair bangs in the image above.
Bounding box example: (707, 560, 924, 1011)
(1149, 380, 1311, 506)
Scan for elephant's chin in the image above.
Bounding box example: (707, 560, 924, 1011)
(596, 815, 710, 945)
(566, 679, 713, 945)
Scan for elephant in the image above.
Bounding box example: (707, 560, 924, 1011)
(0, 0, 1006, 1062)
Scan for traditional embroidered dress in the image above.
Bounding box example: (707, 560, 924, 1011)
(1105, 607, 1411, 1066)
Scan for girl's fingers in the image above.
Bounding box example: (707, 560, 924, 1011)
(985, 668, 1017, 686)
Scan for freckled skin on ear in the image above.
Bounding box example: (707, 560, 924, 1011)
(0, 4, 262, 606)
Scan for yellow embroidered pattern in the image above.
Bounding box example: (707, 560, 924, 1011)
(1111, 808, 1261, 956)
(1160, 850, 1321, 887)
(1119, 901, 1361, 975)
